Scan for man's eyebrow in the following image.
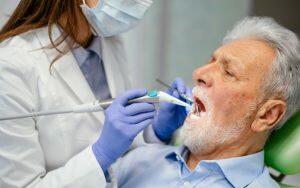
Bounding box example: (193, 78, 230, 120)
(222, 54, 245, 71)
(210, 52, 244, 70)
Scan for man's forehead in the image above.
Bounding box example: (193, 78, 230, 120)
(212, 47, 246, 71)
(213, 39, 276, 69)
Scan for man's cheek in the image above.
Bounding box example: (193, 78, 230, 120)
(228, 92, 252, 107)
(213, 94, 248, 120)
(214, 97, 238, 114)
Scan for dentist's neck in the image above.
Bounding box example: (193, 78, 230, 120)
(57, 0, 99, 48)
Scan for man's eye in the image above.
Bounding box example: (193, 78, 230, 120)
(225, 69, 235, 77)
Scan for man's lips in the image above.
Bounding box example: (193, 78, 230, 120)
(185, 93, 208, 123)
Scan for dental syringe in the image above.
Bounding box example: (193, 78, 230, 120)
(0, 90, 191, 121)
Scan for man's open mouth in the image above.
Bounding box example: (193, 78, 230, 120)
(192, 96, 207, 117)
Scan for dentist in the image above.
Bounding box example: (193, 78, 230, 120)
(0, 0, 191, 187)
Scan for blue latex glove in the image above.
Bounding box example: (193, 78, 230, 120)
(153, 78, 192, 142)
(92, 89, 156, 172)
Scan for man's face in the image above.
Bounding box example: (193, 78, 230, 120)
(180, 38, 276, 154)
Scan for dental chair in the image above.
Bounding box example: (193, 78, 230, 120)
(265, 110, 300, 188)
(173, 110, 300, 187)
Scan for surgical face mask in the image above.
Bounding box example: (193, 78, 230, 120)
(80, 0, 153, 37)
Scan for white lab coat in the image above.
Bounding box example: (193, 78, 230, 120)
(0, 25, 154, 188)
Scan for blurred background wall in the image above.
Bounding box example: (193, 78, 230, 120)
(123, 0, 251, 89)
(0, 0, 19, 27)
(0, 0, 299, 186)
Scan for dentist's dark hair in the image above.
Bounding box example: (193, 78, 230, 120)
(0, 0, 93, 66)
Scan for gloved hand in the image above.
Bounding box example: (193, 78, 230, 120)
(92, 89, 156, 172)
(153, 78, 192, 142)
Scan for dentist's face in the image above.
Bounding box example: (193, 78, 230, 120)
(181, 38, 276, 154)
(85, 0, 99, 8)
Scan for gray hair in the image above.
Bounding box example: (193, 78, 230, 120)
(222, 17, 300, 129)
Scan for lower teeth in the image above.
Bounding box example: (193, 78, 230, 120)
(190, 113, 201, 120)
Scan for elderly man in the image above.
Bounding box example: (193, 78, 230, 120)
(105, 17, 300, 188)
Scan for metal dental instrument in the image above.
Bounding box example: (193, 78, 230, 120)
(195, 102, 201, 116)
(0, 90, 191, 121)
(155, 78, 193, 104)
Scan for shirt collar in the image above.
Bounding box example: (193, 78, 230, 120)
(203, 151, 265, 188)
(72, 36, 102, 67)
(165, 146, 265, 188)
(165, 145, 189, 161)
(88, 36, 102, 58)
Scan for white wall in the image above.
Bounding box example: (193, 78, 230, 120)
(123, 0, 252, 89)
(0, 0, 19, 28)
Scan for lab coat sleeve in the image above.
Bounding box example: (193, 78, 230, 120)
(0, 57, 108, 188)
(143, 125, 165, 144)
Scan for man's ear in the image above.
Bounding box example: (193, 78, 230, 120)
(251, 100, 286, 132)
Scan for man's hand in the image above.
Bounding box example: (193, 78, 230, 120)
(92, 89, 156, 172)
(153, 78, 192, 142)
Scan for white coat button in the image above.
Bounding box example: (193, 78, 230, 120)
(183, 181, 191, 188)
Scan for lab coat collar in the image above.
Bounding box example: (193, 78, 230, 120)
(34, 24, 130, 100)
(72, 36, 102, 67)
(34, 25, 96, 103)
(100, 35, 130, 97)
(88, 36, 102, 59)
(34, 25, 104, 124)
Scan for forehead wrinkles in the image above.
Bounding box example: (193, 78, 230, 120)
(222, 39, 276, 66)
(214, 48, 246, 71)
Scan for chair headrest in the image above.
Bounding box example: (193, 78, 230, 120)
(265, 110, 300, 175)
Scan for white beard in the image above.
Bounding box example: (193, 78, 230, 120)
(179, 110, 253, 154)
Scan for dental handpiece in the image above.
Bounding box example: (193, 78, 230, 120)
(0, 90, 191, 121)
(155, 78, 193, 104)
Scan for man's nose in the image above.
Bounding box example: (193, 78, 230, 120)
(192, 64, 214, 87)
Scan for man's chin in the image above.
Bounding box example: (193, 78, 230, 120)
(179, 122, 217, 154)
(180, 116, 249, 155)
